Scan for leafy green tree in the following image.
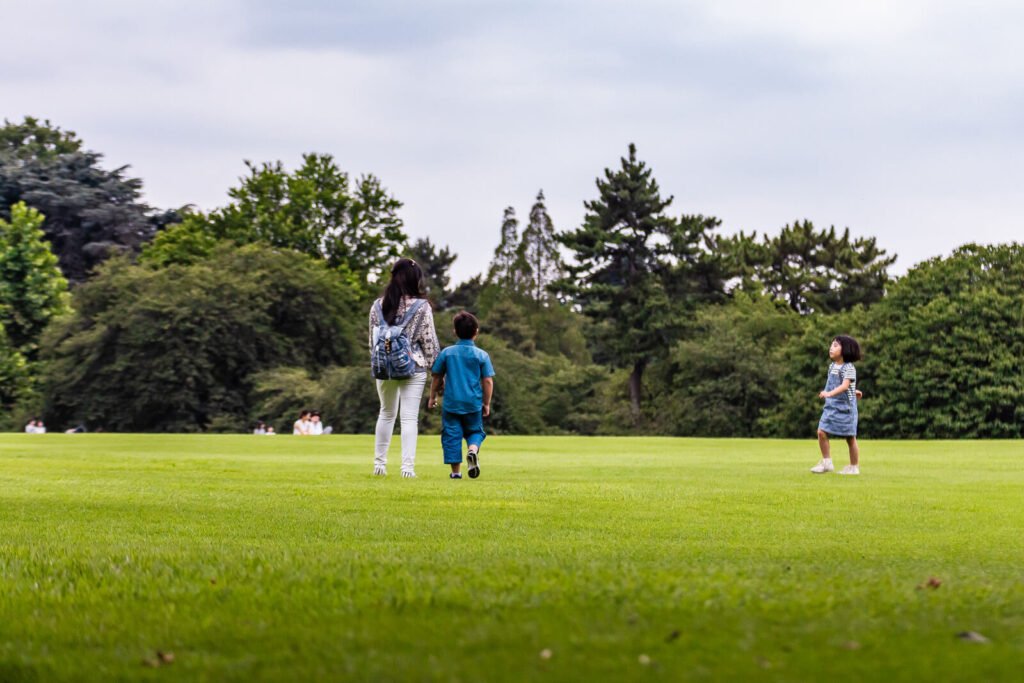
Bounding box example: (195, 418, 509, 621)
(485, 299, 538, 355)
(650, 293, 805, 436)
(723, 221, 895, 314)
(137, 211, 219, 268)
(407, 237, 456, 309)
(0, 324, 30, 424)
(519, 191, 563, 304)
(144, 154, 407, 287)
(867, 243, 1024, 438)
(557, 144, 714, 424)
(0, 117, 176, 283)
(41, 245, 362, 432)
(0, 202, 70, 355)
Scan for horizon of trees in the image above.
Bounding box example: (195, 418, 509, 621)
(2, 116, 1022, 438)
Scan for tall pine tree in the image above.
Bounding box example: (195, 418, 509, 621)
(487, 206, 526, 292)
(519, 190, 562, 305)
(558, 145, 696, 424)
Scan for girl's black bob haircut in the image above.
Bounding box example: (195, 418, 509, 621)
(832, 335, 862, 363)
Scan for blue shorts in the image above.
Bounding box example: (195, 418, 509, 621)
(441, 410, 486, 464)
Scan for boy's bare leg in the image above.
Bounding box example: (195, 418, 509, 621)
(846, 436, 859, 466)
(817, 429, 831, 459)
(450, 463, 461, 474)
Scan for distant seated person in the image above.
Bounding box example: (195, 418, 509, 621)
(253, 420, 267, 435)
(309, 411, 332, 435)
(293, 410, 312, 435)
(64, 424, 87, 434)
(266, 426, 276, 435)
(25, 418, 46, 434)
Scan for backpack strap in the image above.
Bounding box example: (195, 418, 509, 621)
(395, 299, 426, 331)
(373, 300, 388, 332)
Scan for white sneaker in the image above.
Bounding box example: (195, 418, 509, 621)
(838, 465, 860, 475)
(373, 465, 387, 476)
(810, 459, 835, 474)
(401, 471, 416, 479)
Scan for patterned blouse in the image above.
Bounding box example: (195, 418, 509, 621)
(368, 297, 440, 373)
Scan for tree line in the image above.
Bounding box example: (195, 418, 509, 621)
(2, 117, 1022, 437)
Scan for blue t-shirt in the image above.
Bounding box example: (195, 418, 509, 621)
(431, 340, 495, 414)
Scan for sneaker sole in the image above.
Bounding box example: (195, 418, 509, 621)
(467, 452, 480, 479)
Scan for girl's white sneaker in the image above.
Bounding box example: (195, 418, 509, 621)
(373, 465, 387, 476)
(838, 465, 860, 475)
(401, 470, 416, 478)
(810, 459, 835, 473)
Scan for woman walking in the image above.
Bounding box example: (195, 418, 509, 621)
(369, 258, 439, 478)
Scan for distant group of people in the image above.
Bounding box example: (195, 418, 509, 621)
(24, 418, 46, 434)
(293, 410, 331, 435)
(251, 421, 277, 436)
(252, 411, 332, 436)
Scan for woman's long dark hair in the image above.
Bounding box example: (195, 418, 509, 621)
(381, 258, 424, 324)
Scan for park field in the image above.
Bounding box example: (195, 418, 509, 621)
(1, 435, 1022, 682)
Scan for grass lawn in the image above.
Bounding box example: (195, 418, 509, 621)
(1, 434, 1022, 682)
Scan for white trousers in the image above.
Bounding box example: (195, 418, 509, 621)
(374, 373, 427, 474)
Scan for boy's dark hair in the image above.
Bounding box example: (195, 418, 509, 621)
(453, 311, 479, 340)
(833, 335, 862, 363)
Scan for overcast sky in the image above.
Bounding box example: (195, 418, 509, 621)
(3, 1, 1022, 282)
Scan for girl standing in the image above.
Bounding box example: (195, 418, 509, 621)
(811, 335, 862, 475)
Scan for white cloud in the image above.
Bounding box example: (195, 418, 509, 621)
(2, 0, 1022, 281)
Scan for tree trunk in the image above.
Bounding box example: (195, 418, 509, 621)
(628, 360, 645, 427)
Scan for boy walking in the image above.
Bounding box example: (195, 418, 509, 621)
(428, 312, 494, 479)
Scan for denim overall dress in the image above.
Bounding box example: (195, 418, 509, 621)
(817, 363, 858, 437)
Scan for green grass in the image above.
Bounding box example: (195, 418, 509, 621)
(1, 435, 1022, 682)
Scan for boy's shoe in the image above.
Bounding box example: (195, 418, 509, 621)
(401, 470, 416, 479)
(838, 465, 860, 475)
(449, 472, 462, 479)
(810, 459, 834, 474)
(466, 451, 480, 479)
(373, 465, 387, 476)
